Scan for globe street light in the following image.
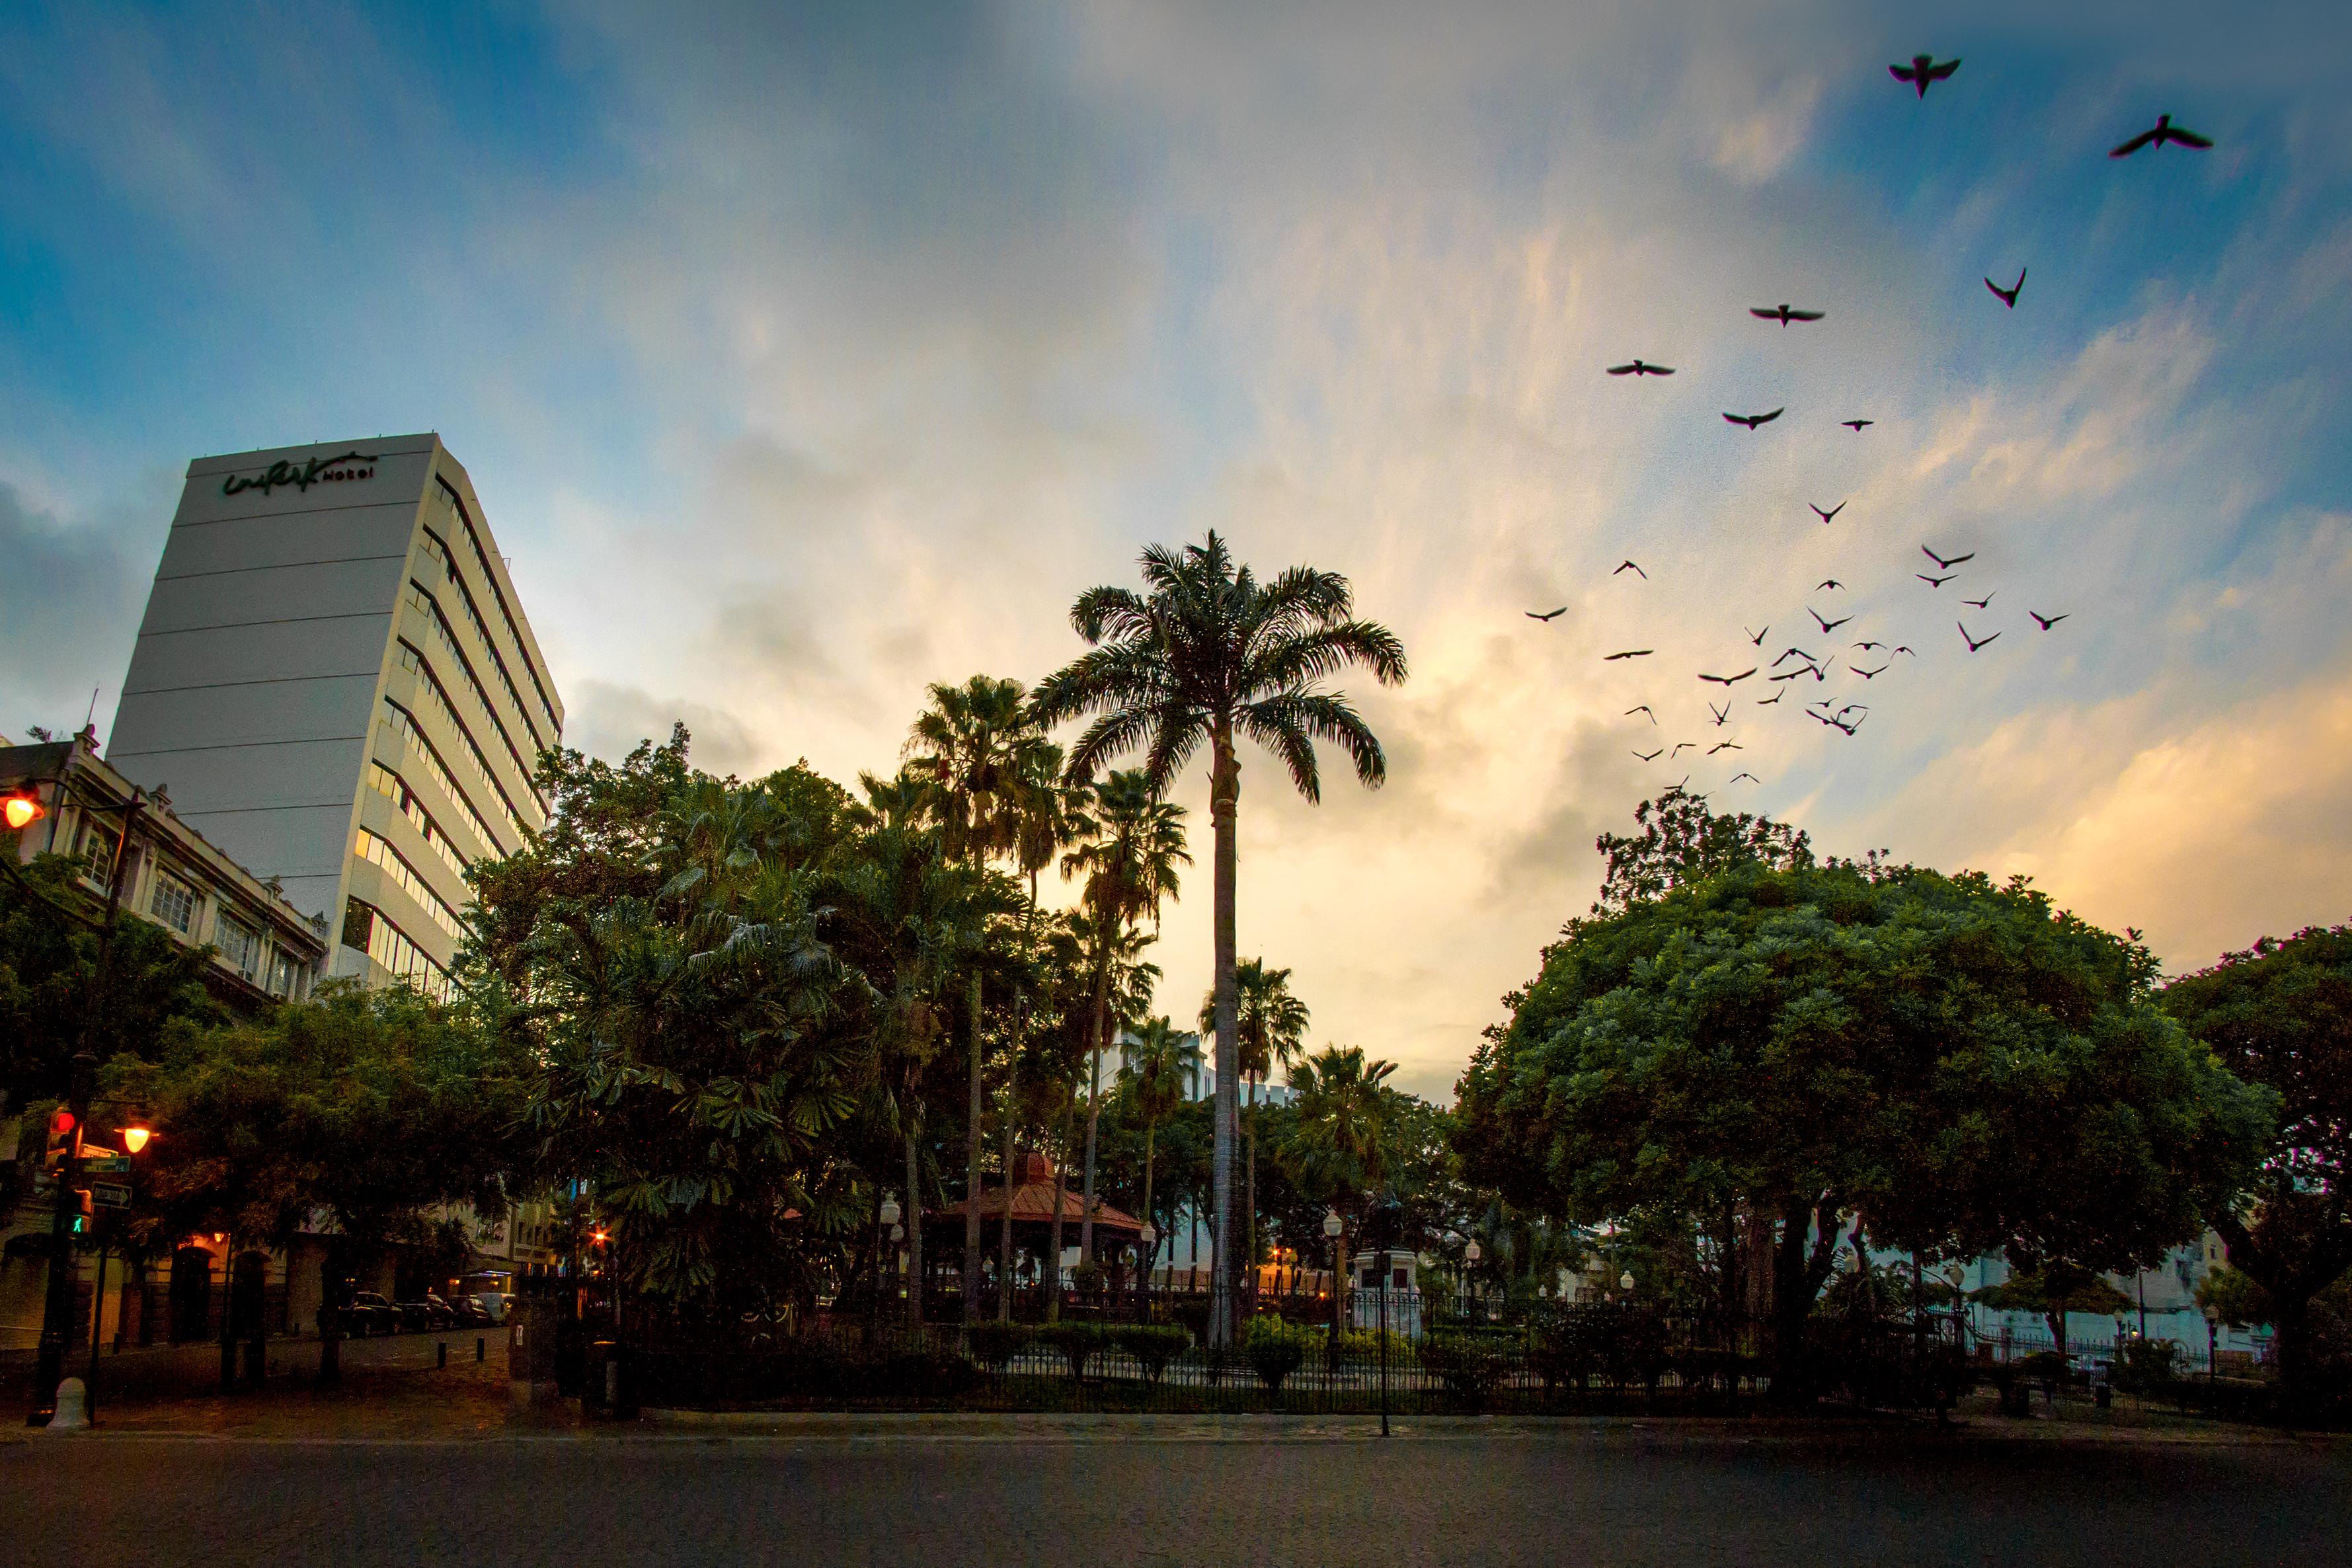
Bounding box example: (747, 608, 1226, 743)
(1323, 1210, 1345, 1366)
(1464, 1238, 1482, 1320)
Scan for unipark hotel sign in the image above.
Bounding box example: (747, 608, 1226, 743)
(221, 449, 381, 497)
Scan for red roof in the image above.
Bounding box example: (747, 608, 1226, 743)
(925, 1152, 1145, 1237)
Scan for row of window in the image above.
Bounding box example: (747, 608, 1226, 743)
(341, 899, 450, 1001)
(379, 701, 508, 859)
(418, 528, 547, 756)
(391, 645, 528, 843)
(367, 762, 468, 879)
(352, 828, 465, 942)
(82, 820, 303, 998)
(403, 582, 546, 814)
(434, 479, 561, 737)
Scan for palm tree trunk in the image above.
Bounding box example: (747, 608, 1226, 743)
(1079, 983, 1108, 1259)
(904, 1116, 924, 1331)
(1142, 1122, 1157, 1296)
(962, 972, 984, 1328)
(1245, 1072, 1259, 1306)
(998, 1052, 1018, 1322)
(1208, 730, 1241, 1349)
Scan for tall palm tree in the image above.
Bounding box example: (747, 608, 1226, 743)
(1283, 1044, 1399, 1337)
(1200, 959, 1309, 1288)
(1120, 1015, 1203, 1290)
(1062, 769, 1189, 1259)
(1031, 532, 1406, 1347)
(904, 676, 1033, 1325)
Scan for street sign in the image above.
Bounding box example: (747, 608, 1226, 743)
(90, 1181, 132, 1209)
(81, 1153, 131, 1177)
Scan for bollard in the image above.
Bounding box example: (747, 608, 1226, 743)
(476, 1337, 486, 1362)
(48, 1378, 90, 1431)
(438, 1341, 448, 1370)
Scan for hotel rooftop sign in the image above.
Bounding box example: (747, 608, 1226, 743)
(221, 449, 379, 498)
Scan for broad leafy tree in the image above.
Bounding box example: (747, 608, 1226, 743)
(1031, 532, 1407, 1345)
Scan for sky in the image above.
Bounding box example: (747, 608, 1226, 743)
(4, 1, 2349, 1103)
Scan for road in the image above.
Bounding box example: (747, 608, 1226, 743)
(5, 1421, 2346, 1567)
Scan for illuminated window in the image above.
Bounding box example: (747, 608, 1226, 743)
(368, 763, 469, 878)
(353, 828, 464, 941)
(340, 899, 450, 1001)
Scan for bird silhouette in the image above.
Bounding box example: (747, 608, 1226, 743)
(1633, 748, 1663, 762)
(1889, 54, 1961, 98)
(2110, 114, 2215, 159)
(1841, 419, 1874, 430)
(1854, 640, 1885, 651)
(1614, 560, 1647, 578)
(1918, 573, 1955, 588)
(1986, 267, 2026, 308)
(1922, 545, 1975, 568)
(1709, 741, 1743, 754)
(1811, 502, 1846, 524)
(1671, 742, 1697, 758)
(1749, 305, 1825, 327)
(1525, 607, 1568, 621)
(1723, 408, 1785, 429)
(1771, 647, 1815, 667)
(1810, 608, 1852, 634)
(1730, 771, 1759, 784)
(1893, 645, 1917, 656)
(1604, 650, 1654, 660)
(1817, 579, 1844, 592)
(1959, 621, 2000, 652)
(1756, 691, 1784, 706)
(1626, 705, 1657, 723)
(1767, 667, 1813, 683)
(1708, 700, 1731, 727)
(1607, 360, 1676, 377)
(1850, 663, 1889, 679)
(1745, 625, 1770, 647)
(2029, 610, 2070, 630)
(1699, 668, 1757, 686)
(1963, 593, 1995, 609)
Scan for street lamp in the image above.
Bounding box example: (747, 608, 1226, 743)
(1140, 1222, 1157, 1308)
(1619, 1270, 1635, 1295)
(2203, 1303, 2220, 1387)
(120, 1126, 151, 1156)
(3, 787, 44, 831)
(1323, 1210, 1345, 1368)
(1464, 1239, 1481, 1321)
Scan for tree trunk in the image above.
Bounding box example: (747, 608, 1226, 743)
(1245, 1073, 1259, 1298)
(962, 972, 984, 1328)
(1142, 1122, 1158, 1294)
(904, 1117, 923, 1331)
(1208, 729, 1241, 1349)
(1080, 982, 1108, 1259)
(1766, 1196, 1841, 1405)
(1046, 1094, 1074, 1322)
(998, 1068, 1018, 1322)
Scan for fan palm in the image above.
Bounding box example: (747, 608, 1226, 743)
(1200, 959, 1309, 1283)
(1063, 769, 1190, 1257)
(1031, 531, 1406, 1345)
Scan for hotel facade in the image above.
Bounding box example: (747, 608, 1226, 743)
(104, 435, 563, 995)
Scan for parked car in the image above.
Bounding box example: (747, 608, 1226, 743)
(473, 1291, 511, 1325)
(395, 1294, 455, 1332)
(450, 1295, 494, 1328)
(336, 1291, 400, 1337)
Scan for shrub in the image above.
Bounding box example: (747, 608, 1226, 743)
(1244, 1317, 1311, 1391)
(966, 1321, 1031, 1373)
(1115, 1323, 1192, 1384)
(1037, 1321, 1110, 1380)
(2113, 1338, 2180, 1395)
(1419, 1333, 1503, 1408)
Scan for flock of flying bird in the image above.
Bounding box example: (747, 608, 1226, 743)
(1530, 56, 2213, 795)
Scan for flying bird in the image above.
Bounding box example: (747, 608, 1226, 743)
(1633, 748, 1663, 762)
(1768, 667, 1813, 683)
(1604, 650, 1654, 660)
(1959, 621, 2001, 652)
(1963, 592, 1996, 609)
(2109, 114, 2215, 159)
(1670, 742, 1698, 758)
(1922, 545, 1975, 569)
(1745, 625, 1769, 646)
(1723, 408, 1785, 429)
(1918, 572, 1955, 588)
(1749, 305, 1825, 327)
(1771, 647, 1815, 667)
(1810, 608, 1852, 634)
(1729, 771, 1759, 784)
(1850, 663, 1889, 680)
(1699, 668, 1757, 686)
(1894, 645, 1917, 656)
(1708, 741, 1743, 755)
(1526, 606, 1567, 621)
(2029, 610, 2070, 630)
(1889, 54, 1961, 98)
(1811, 501, 1846, 524)
(1614, 560, 1647, 578)
(1817, 579, 1844, 592)
(1986, 267, 2026, 309)
(1756, 691, 1784, 705)
(1708, 700, 1731, 727)
(1854, 640, 1885, 651)
(1841, 419, 1874, 431)
(1607, 360, 1676, 377)
(1625, 705, 1657, 723)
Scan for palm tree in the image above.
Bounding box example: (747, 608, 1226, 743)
(1284, 1044, 1399, 1343)
(904, 676, 1033, 1324)
(1031, 532, 1406, 1347)
(1120, 1015, 1203, 1292)
(1200, 959, 1309, 1291)
(1062, 769, 1189, 1260)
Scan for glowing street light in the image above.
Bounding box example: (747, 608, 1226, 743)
(4, 788, 44, 831)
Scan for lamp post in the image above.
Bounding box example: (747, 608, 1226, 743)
(1140, 1222, 1157, 1312)
(1368, 1194, 1402, 1438)
(1323, 1209, 1344, 1371)
(80, 1120, 151, 1424)
(1464, 1239, 1481, 1321)
(1945, 1263, 1968, 1350)
(2204, 1304, 2220, 1387)
(877, 1197, 902, 1331)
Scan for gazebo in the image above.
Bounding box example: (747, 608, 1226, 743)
(922, 1152, 1148, 1290)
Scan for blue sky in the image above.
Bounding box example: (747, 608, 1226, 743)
(5, 1, 2349, 1099)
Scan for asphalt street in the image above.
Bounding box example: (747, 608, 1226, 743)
(4, 1424, 2345, 1567)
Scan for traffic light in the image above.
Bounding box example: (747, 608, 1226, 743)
(44, 1108, 77, 1172)
(68, 1190, 93, 1237)
(3, 786, 44, 832)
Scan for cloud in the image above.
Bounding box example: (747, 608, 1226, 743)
(563, 680, 762, 780)
(0, 481, 147, 738)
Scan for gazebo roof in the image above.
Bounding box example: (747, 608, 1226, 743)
(924, 1152, 1145, 1239)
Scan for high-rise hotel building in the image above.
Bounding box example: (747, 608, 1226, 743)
(105, 436, 562, 996)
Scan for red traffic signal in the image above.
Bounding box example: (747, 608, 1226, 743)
(45, 1108, 78, 1170)
(3, 788, 44, 832)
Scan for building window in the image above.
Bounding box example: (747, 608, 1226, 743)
(379, 700, 508, 857)
(353, 827, 465, 941)
(216, 914, 264, 980)
(368, 763, 470, 879)
(340, 898, 450, 1001)
(150, 870, 198, 934)
(268, 950, 302, 999)
(79, 821, 116, 889)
